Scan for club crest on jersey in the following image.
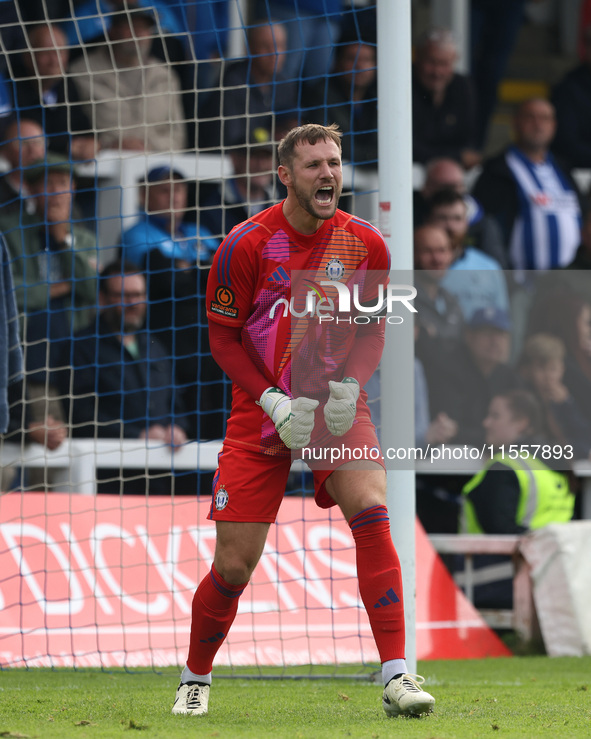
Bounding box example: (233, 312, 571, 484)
(214, 485, 229, 510)
(325, 258, 345, 281)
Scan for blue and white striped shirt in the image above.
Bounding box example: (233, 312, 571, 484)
(506, 146, 581, 270)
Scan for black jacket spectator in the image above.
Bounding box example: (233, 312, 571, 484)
(303, 39, 377, 167)
(61, 314, 188, 441)
(426, 335, 524, 447)
(11, 73, 91, 155)
(199, 60, 298, 150)
(412, 71, 478, 165)
(472, 149, 583, 254)
(551, 63, 591, 169)
(197, 22, 298, 151)
(143, 249, 227, 441)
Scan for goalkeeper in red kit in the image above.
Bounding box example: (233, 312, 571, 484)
(172, 123, 435, 718)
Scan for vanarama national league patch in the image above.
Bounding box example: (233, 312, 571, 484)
(210, 286, 239, 318)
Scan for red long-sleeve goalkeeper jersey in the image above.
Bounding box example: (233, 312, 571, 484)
(206, 202, 391, 455)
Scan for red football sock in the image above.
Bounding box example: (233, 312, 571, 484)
(349, 505, 405, 662)
(186, 564, 248, 675)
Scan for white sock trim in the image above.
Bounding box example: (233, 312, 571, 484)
(181, 665, 212, 686)
(382, 659, 408, 686)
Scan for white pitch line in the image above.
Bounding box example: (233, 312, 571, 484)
(0, 620, 485, 636)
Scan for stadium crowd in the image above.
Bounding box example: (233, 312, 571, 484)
(0, 0, 587, 553)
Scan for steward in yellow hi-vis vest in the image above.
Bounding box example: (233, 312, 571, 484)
(459, 454, 575, 610)
(462, 454, 575, 535)
(457, 389, 576, 609)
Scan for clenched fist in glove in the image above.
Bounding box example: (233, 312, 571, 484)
(258, 387, 319, 449)
(324, 377, 360, 436)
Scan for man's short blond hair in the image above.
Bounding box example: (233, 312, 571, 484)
(278, 123, 342, 169)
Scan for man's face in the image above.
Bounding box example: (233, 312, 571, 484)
(250, 24, 287, 78)
(483, 396, 527, 446)
(282, 138, 343, 221)
(231, 149, 274, 189)
(428, 202, 468, 246)
(30, 170, 73, 223)
(423, 161, 465, 198)
(528, 358, 564, 395)
(466, 327, 511, 369)
(577, 304, 591, 350)
(414, 227, 454, 272)
(514, 101, 556, 150)
(415, 42, 456, 96)
(102, 273, 147, 333)
(335, 43, 376, 91)
(110, 17, 153, 61)
(26, 26, 68, 80)
(147, 179, 188, 218)
(3, 121, 45, 169)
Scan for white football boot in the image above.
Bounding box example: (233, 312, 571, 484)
(171, 682, 210, 715)
(382, 673, 435, 717)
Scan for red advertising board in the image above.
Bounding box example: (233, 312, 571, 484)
(0, 493, 509, 668)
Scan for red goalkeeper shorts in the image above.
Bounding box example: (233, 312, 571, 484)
(208, 418, 384, 523)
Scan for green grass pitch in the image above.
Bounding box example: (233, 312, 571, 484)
(0, 657, 589, 738)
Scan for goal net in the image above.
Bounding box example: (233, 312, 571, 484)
(0, 0, 381, 674)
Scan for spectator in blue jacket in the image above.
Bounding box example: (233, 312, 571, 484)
(121, 165, 219, 268)
(425, 189, 509, 320)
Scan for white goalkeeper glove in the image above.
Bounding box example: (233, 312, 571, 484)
(258, 387, 319, 450)
(324, 377, 360, 437)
